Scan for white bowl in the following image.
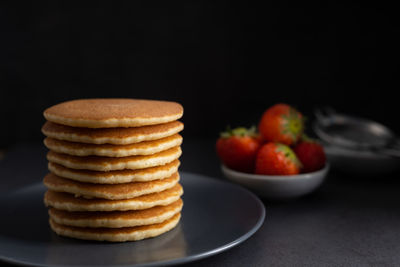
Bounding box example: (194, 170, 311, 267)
(221, 163, 330, 199)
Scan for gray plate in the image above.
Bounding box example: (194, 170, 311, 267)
(0, 172, 265, 267)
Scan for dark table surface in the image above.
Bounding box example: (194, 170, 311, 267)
(1, 137, 400, 267)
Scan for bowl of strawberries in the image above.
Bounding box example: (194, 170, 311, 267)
(216, 103, 329, 199)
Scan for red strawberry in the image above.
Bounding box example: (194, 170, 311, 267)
(216, 126, 262, 173)
(258, 103, 304, 146)
(293, 140, 326, 173)
(255, 142, 301, 175)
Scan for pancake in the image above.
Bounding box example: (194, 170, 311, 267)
(48, 198, 183, 228)
(44, 184, 183, 211)
(43, 99, 183, 128)
(43, 172, 180, 200)
(47, 146, 182, 171)
(41, 121, 184, 145)
(49, 212, 181, 242)
(48, 160, 180, 184)
(43, 134, 183, 157)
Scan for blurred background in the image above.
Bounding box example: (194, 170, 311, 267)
(1, 2, 398, 147)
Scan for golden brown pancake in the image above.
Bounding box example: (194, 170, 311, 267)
(46, 146, 182, 171)
(43, 99, 183, 128)
(41, 121, 184, 145)
(43, 134, 183, 157)
(48, 160, 180, 184)
(49, 212, 181, 242)
(44, 184, 183, 211)
(48, 198, 183, 228)
(43, 172, 180, 200)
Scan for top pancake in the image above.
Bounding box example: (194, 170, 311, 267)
(43, 99, 183, 128)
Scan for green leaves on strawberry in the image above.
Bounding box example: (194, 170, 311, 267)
(255, 142, 302, 175)
(216, 126, 262, 173)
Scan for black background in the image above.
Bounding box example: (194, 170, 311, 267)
(1, 2, 399, 147)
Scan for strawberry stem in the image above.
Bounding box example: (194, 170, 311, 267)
(220, 125, 258, 138)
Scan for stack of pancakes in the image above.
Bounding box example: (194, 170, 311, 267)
(41, 99, 184, 242)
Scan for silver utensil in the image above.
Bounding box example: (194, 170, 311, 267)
(313, 107, 400, 157)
